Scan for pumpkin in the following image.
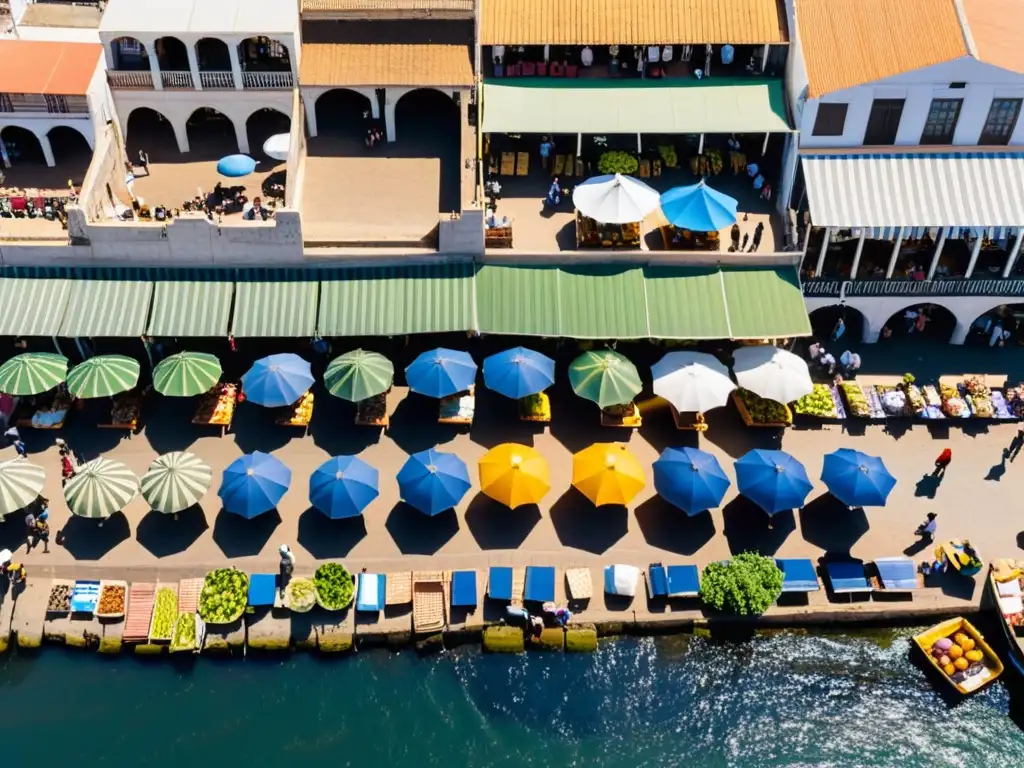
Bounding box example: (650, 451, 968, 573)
(965, 650, 984, 663)
(954, 633, 970, 647)
(960, 637, 976, 652)
(954, 657, 969, 671)
(938, 655, 951, 667)
(948, 644, 964, 659)
(943, 662, 957, 676)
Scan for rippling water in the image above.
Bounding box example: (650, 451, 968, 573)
(2, 628, 1023, 766)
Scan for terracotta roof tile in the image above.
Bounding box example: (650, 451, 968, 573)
(300, 43, 473, 86)
(961, 0, 1024, 74)
(796, 0, 969, 98)
(480, 0, 788, 46)
(302, 0, 472, 12)
(0, 40, 102, 95)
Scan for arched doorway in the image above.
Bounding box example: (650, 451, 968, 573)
(154, 36, 189, 72)
(238, 37, 291, 73)
(0, 126, 45, 165)
(395, 88, 460, 213)
(185, 107, 237, 158)
(246, 108, 290, 163)
(808, 305, 865, 344)
(196, 37, 231, 71)
(46, 126, 92, 184)
(109, 36, 149, 70)
(126, 107, 178, 161)
(315, 88, 371, 138)
(964, 304, 1024, 348)
(879, 303, 957, 343)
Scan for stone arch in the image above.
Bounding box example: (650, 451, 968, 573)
(878, 302, 957, 343)
(109, 36, 149, 70)
(185, 106, 242, 157)
(246, 107, 291, 162)
(391, 87, 459, 142)
(125, 106, 187, 156)
(313, 88, 373, 138)
(47, 124, 93, 161)
(0, 125, 46, 165)
(238, 36, 292, 72)
(962, 302, 1024, 346)
(195, 37, 231, 71)
(808, 304, 867, 343)
(154, 36, 189, 72)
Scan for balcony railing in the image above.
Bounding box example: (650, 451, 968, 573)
(200, 71, 235, 89)
(161, 71, 194, 89)
(107, 70, 153, 89)
(242, 71, 293, 89)
(802, 277, 1024, 299)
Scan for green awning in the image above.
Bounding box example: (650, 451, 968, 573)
(232, 282, 319, 338)
(559, 266, 648, 339)
(482, 78, 792, 135)
(148, 282, 234, 337)
(0, 278, 71, 336)
(318, 264, 475, 336)
(58, 281, 154, 337)
(722, 267, 811, 339)
(476, 265, 560, 336)
(645, 267, 731, 339)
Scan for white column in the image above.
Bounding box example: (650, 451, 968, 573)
(305, 95, 319, 138)
(927, 227, 948, 280)
(39, 133, 55, 167)
(885, 227, 905, 278)
(384, 89, 397, 142)
(147, 39, 162, 90)
(577, 133, 582, 155)
(229, 42, 244, 90)
(697, 133, 704, 155)
(1003, 230, 1024, 278)
(850, 229, 867, 279)
(814, 226, 832, 275)
(172, 120, 190, 153)
(186, 44, 202, 90)
(637, 133, 642, 153)
(762, 132, 769, 155)
(761, 44, 770, 72)
(233, 119, 249, 154)
(965, 232, 984, 278)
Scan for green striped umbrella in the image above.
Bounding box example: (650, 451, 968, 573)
(64, 457, 138, 519)
(66, 355, 141, 399)
(0, 352, 69, 395)
(140, 451, 212, 513)
(568, 349, 643, 409)
(324, 349, 394, 402)
(0, 459, 45, 516)
(153, 352, 222, 397)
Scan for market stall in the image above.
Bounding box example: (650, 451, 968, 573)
(792, 383, 846, 420)
(659, 226, 720, 250)
(572, 174, 658, 250)
(569, 349, 643, 428)
(518, 392, 551, 424)
(192, 382, 237, 435)
(670, 405, 708, 431)
(439, 386, 475, 425)
(576, 213, 642, 248)
(356, 393, 389, 428)
(15, 388, 74, 430)
(600, 402, 642, 428)
(276, 390, 314, 433)
(99, 390, 144, 430)
(122, 582, 155, 643)
(732, 389, 792, 428)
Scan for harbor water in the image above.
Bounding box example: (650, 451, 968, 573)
(4, 627, 1024, 766)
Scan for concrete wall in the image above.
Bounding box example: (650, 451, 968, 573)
(74, 122, 130, 226)
(286, 88, 305, 210)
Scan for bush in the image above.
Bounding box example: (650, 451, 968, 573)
(699, 552, 783, 615)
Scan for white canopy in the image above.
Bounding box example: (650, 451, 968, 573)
(652, 351, 735, 413)
(732, 345, 813, 403)
(100, 0, 297, 35)
(572, 174, 660, 224)
(262, 133, 290, 161)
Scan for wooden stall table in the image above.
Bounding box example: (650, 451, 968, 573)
(485, 224, 513, 248)
(99, 391, 143, 431)
(17, 390, 75, 430)
(192, 382, 237, 436)
(670, 405, 708, 431)
(660, 225, 720, 251)
(576, 212, 641, 249)
(276, 390, 313, 435)
(601, 402, 642, 428)
(500, 152, 515, 175)
(732, 390, 792, 428)
(518, 392, 551, 424)
(439, 387, 475, 425)
(355, 393, 389, 429)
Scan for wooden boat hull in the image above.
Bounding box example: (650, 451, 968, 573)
(986, 570, 1024, 678)
(912, 617, 1003, 694)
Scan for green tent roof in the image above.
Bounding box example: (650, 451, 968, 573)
(476, 265, 561, 336)
(559, 266, 649, 339)
(148, 281, 234, 337)
(645, 267, 731, 339)
(722, 267, 811, 339)
(232, 281, 319, 338)
(318, 264, 476, 336)
(0, 278, 71, 336)
(58, 281, 154, 337)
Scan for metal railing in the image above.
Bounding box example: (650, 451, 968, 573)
(107, 70, 153, 89)
(242, 71, 293, 89)
(199, 71, 235, 89)
(802, 277, 1024, 299)
(161, 71, 194, 89)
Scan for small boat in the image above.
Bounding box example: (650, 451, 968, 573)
(987, 563, 1024, 677)
(912, 617, 1003, 695)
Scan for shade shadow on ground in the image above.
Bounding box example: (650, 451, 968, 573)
(549, 490, 628, 554)
(634, 495, 716, 555)
(229, 405, 294, 455)
(212, 508, 281, 558)
(798, 494, 869, 554)
(297, 507, 367, 558)
(721, 496, 794, 556)
(388, 395, 460, 454)
(702, 405, 784, 459)
(464, 494, 541, 550)
(136, 505, 209, 557)
(468, 390, 540, 449)
(57, 513, 131, 560)
(385, 502, 458, 555)
(637, 410, 699, 454)
(307, 395, 382, 456)
(139, 396, 202, 454)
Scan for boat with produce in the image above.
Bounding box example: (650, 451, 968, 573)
(987, 561, 1024, 677)
(198, 568, 249, 624)
(314, 563, 355, 610)
(912, 617, 1002, 694)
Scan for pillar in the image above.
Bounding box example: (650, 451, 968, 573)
(885, 227, 904, 279)
(965, 232, 984, 278)
(172, 120, 190, 153)
(383, 88, 396, 143)
(761, 44, 769, 72)
(636, 133, 642, 153)
(814, 226, 832, 276)
(369, 89, 380, 119)
(951, 321, 971, 345)
(39, 133, 55, 167)
(305, 95, 319, 138)
(577, 132, 582, 155)
(1003, 230, 1023, 278)
(697, 133, 704, 155)
(229, 42, 243, 90)
(850, 228, 867, 278)
(186, 44, 202, 90)
(762, 132, 769, 156)
(147, 39, 162, 90)
(233, 119, 249, 154)
(927, 227, 948, 280)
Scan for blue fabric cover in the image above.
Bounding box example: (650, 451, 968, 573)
(666, 565, 700, 596)
(524, 565, 555, 602)
(874, 557, 919, 590)
(776, 558, 820, 593)
(356, 573, 386, 612)
(488, 566, 513, 600)
(825, 560, 871, 592)
(648, 564, 669, 597)
(248, 573, 276, 606)
(451, 570, 478, 607)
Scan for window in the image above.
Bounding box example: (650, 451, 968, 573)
(864, 99, 904, 145)
(920, 98, 962, 144)
(812, 103, 848, 136)
(980, 98, 1022, 145)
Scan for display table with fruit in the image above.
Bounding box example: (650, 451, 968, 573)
(1003, 385, 1024, 419)
(575, 212, 641, 249)
(914, 617, 1000, 694)
(600, 402, 642, 428)
(659, 225, 720, 251)
(19, 390, 74, 430)
(518, 392, 551, 423)
(192, 382, 237, 435)
(939, 383, 970, 419)
(792, 384, 842, 420)
(838, 382, 885, 419)
(732, 389, 792, 427)
(99, 392, 142, 430)
(439, 387, 475, 425)
(990, 389, 1015, 419)
(670, 405, 708, 431)
(277, 390, 314, 431)
(356, 392, 389, 427)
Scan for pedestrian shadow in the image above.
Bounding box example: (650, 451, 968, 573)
(212, 508, 281, 558)
(464, 494, 541, 550)
(384, 502, 458, 555)
(985, 454, 1008, 482)
(634, 495, 716, 555)
(903, 538, 931, 557)
(297, 507, 367, 558)
(136, 505, 209, 557)
(914, 472, 943, 499)
(56, 513, 131, 560)
(549, 489, 628, 554)
(721, 496, 794, 556)
(798, 494, 869, 554)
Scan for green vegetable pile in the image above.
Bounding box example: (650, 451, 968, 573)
(699, 552, 783, 616)
(150, 587, 178, 641)
(793, 384, 838, 418)
(198, 568, 249, 624)
(314, 563, 354, 610)
(171, 612, 196, 651)
(596, 151, 639, 175)
(286, 578, 316, 613)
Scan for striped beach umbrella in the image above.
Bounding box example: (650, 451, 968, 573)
(141, 451, 213, 514)
(0, 459, 45, 516)
(153, 352, 222, 397)
(64, 457, 139, 519)
(569, 350, 642, 409)
(0, 353, 69, 396)
(324, 350, 394, 402)
(67, 355, 141, 399)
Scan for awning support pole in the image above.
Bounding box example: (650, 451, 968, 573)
(761, 44, 770, 73)
(762, 133, 769, 155)
(74, 337, 85, 361)
(885, 227, 905, 279)
(637, 133, 642, 153)
(927, 228, 948, 280)
(1003, 230, 1024, 278)
(51, 336, 60, 356)
(815, 226, 832, 276)
(965, 232, 984, 278)
(577, 132, 582, 156)
(850, 229, 867, 279)
(698, 133, 704, 155)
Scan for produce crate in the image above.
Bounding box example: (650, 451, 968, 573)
(122, 582, 155, 642)
(177, 578, 203, 614)
(46, 578, 74, 614)
(71, 581, 100, 614)
(95, 579, 129, 619)
(170, 612, 205, 654)
(285, 576, 317, 613)
(731, 391, 792, 428)
(148, 583, 179, 643)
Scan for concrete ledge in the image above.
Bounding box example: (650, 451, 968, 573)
(566, 625, 598, 652)
(529, 627, 565, 651)
(246, 608, 292, 652)
(416, 633, 444, 655)
(483, 625, 524, 653)
(134, 643, 165, 655)
(204, 618, 246, 653)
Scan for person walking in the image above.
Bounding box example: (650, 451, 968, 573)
(138, 150, 149, 174)
(23, 509, 36, 552)
(278, 544, 296, 595)
(12, 438, 26, 459)
(35, 510, 50, 554)
(915, 512, 938, 542)
(4, 425, 20, 446)
(749, 222, 764, 252)
(934, 448, 952, 475)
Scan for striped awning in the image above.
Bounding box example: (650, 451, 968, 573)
(803, 153, 1024, 228)
(148, 282, 234, 337)
(232, 282, 319, 338)
(0, 278, 71, 336)
(58, 281, 154, 337)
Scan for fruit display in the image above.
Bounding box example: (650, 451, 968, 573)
(171, 612, 197, 651)
(150, 587, 178, 641)
(737, 389, 791, 425)
(879, 386, 908, 416)
(47, 582, 72, 612)
(111, 394, 140, 425)
(286, 578, 317, 613)
(195, 383, 236, 426)
(963, 377, 994, 417)
(198, 568, 249, 624)
(922, 385, 942, 408)
(930, 632, 986, 684)
(901, 382, 926, 414)
(793, 384, 838, 418)
(282, 391, 313, 425)
(97, 584, 126, 616)
(596, 151, 638, 175)
(520, 392, 551, 421)
(657, 145, 678, 168)
(840, 382, 870, 417)
(940, 384, 967, 418)
(314, 563, 355, 611)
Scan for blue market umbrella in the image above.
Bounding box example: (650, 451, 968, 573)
(241, 353, 314, 407)
(482, 347, 555, 399)
(821, 448, 896, 508)
(397, 449, 471, 516)
(310, 455, 379, 519)
(404, 348, 477, 398)
(659, 181, 739, 232)
(653, 447, 730, 515)
(217, 154, 257, 177)
(219, 451, 291, 518)
(734, 449, 812, 515)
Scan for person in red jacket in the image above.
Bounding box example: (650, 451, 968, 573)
(934, 448, 952, 476)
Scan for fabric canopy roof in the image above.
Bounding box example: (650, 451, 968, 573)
(0, 278, 71, 336)
(482, 79, 792, 135)
(232, 281, 319, 338)
(148, 281, 234, 337)
(58, 280, 153, 337)
(802, 152, 1024, 228)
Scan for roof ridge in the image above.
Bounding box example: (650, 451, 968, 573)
(950, 0, 979, 58)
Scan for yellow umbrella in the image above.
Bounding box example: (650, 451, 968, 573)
(479, 443, 551, 508)
(572, 443, 646, 506)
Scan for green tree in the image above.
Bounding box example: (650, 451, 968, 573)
(699, 552, 783, 615)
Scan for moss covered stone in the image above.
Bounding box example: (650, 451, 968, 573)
(248, 635, 291, 652)
(482, 625, 524, 653)
(17, 631, 41, 650)
(98, 635, 122, 654)
(566, 625, 598, 652)
(317, 631, 353, 653)
(65, 631, 88, 649)
(530, 627, 564, 651)
(134, 643, 165, 655)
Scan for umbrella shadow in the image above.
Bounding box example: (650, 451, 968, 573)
(721, 496, 794, 556)
(212, 508, 281, 558)
(136, 505, 210, 557)
(61, 404, 134, 461)
(549, 489, 628, 554)
(634, 495, 716, 555)
(297, 507, 367, 558)
(547, 376, 630, 453)
(468, 390, 540, 449)
(139, 396, 201, 454)
(56, 513, 131, 560)
(798, 494, 869, 555)
(230, 404, 293, 454)
(701, 405, 784, 459)
(0, 515, 29, 553)
(636, 410, 699, 454)
(388, 395, 460, 454)
(307, 395, 382, 455)
(464, 493, 541, 550)
(384, 501, 459, 555)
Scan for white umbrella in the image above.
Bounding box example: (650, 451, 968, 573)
(262, 133, 290, 161)
(732, 346, 813, 403)
(652, 351, 735, 412)
(572, 174, 660, 224)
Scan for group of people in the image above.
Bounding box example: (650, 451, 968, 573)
(504, 601, 572, 638)
(808, 343, 862, 377)
(729, 221, 765, 253)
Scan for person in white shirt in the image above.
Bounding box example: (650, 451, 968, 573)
(493, 45, 505, 64)
(580, 46, 593, 67)
(662, 45, 673, 62)
(647, 46, 660, 63)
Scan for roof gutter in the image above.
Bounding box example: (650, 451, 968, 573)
(950, 0, 978, 58)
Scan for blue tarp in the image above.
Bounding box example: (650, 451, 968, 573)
(825, 560, 871, 593)
(248, 573, 276, 606)
(451, 570, 478, 607)
(776, 558, 820, 593)
(524, 566, 555, 602)
(874, 557, 919, 590)
(356, 573, 386, 612)
(648, 564, 700, 597)
(488, 566, 513, 600)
